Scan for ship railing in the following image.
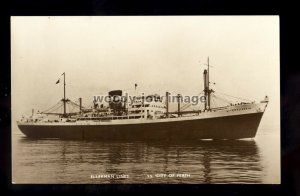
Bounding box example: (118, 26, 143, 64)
(76, 115, 143, 121)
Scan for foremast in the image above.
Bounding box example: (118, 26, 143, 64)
(203, 57, 214, 111)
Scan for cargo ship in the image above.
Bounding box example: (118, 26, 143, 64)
(17, 58, 269, 140)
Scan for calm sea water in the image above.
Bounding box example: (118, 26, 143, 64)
(12, 123, 280, 184)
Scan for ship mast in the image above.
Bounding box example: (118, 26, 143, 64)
(63, 72, 66, 116)
(207, 57, 211, 110)
(203, 57, 212, 111)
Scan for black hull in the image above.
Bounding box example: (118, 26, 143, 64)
(18, 112, 264, 140)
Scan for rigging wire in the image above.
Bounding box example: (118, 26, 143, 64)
(43, 99, 85, 114)
(41, 100, 63, 113)
(41, 101, 63, 114)
(212, 94, 231, 105)
(179, 91, 205, 111)
(211, 96, 218, 108)
(214, 91, 252, 102)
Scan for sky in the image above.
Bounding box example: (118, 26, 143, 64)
(11, 16, 280, 128)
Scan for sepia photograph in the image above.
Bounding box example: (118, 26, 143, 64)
(11, 16, 280, 184)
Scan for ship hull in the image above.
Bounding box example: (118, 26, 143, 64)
(17, 112, 264, 140)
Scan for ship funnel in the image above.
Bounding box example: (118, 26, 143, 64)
(108, 90, 125, 115)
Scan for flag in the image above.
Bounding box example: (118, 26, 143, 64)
(55, 73, 64, 84)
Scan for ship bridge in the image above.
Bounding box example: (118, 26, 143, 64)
(128, 94, 166, 119)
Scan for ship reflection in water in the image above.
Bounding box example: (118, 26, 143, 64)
(12, 132, 269, 184)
